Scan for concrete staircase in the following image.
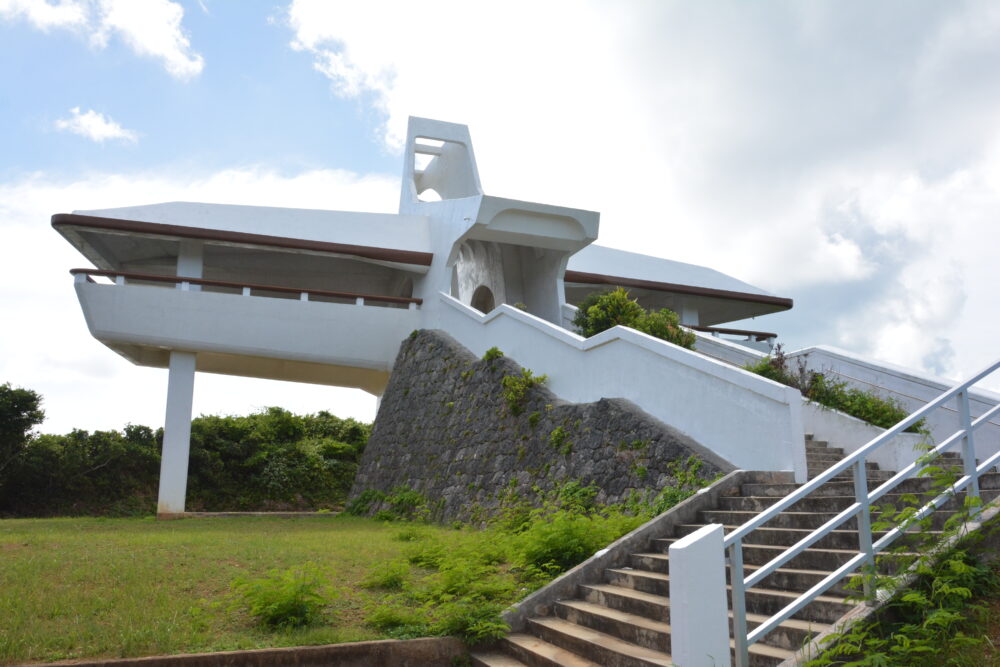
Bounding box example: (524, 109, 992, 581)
(471, 436, 1000, 667)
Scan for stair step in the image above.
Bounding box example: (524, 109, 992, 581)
(501, 632, 602, 667)
(690, 506, 961, 531)
(808, 461, 880, 472)
(471, 651, 530, 667)
(624, 553, 857, 596)
(577, 583, 833, 651)
(555, 599, 667, 652)
(739, 472, 1000, 497)
(717, 489, 1000, 513)
(527, 616, 672, 667)
(482, 450, 997, 667)
(675, 523, 940, 550)
(805, 443, 842, 451)
(604, 568, 853, 623)
(736, 542, 918, 574)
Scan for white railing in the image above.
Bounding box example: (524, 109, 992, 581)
(70, 268, 422, 309)
(671, 357, 1000, 667)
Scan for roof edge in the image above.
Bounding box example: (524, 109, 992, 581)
(52, 213, 434, 267)
(564, 269, 793, 309)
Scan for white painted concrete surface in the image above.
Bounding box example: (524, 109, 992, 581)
(802, 401, 928, 472)
(75, 281, 418, 394)
(693, 330, 767, 367)
(789, 346, 1000, 460)
(158, 351, 195, 515)
(570, 243, 775, 298)
(77, 201, 433, 260)
(669, 523, 731, 667)
(436, 293, 808, 481)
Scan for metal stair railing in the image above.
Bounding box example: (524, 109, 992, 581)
(721, 358, 1000, 667)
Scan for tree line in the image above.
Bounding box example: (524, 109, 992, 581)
(0, 382, 370, 517)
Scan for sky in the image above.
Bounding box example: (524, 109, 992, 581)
(1, 0, 998, 435)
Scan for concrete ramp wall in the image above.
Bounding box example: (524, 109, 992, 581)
(435, 293, 808, 482)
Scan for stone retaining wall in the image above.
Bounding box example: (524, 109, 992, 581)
(350, 330, 734, 522)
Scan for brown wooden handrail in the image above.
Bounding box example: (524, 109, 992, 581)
(689, 325, 776, 342)
(70, 268, 423, 306)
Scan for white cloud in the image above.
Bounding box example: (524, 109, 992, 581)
(0, 0, 203, 80)
(282, 0, 1000, 386)
(0, 0, 87, 30)
(54, 106, 138, 143)
(0, 167, 397, 434)
(92, 0, 203, 80)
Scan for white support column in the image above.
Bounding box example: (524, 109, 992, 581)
(669, 524, 731, 667)
(680, 304, 699, 327)
(176, 240, 204, 291)
(157, 351, 196, 517)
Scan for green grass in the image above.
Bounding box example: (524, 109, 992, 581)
(0, 516, 482, 663)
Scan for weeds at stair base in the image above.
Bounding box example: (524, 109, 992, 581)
(806, 447, 1000, 666)
(351, 460, 717, 645)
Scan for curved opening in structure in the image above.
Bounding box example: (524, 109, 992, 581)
(471, 285, 495, 314)
(417, 187, 442, 202)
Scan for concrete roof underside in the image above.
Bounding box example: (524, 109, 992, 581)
(565, 245, 792, 326)
(54, 214, 431, 297)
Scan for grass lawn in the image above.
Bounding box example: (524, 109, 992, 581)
(0, 515, 486, 664)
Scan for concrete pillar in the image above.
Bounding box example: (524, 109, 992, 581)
(669, 524, 731, 667)
(680, 304, 699, 327)
(157, 351, 196, 517)
(177, 240, 204, 291)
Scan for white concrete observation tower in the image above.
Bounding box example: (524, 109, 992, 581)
(54, 117, 796, 517)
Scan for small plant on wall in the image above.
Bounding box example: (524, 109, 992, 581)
(572, 287, 696, 349)
(501, 369, 547, 415)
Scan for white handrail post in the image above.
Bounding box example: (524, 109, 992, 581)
(669, 524, 732, 667)
(958, 390, 980, 500)
(729, 540, 750, 667)
(853, 457, 876, 605)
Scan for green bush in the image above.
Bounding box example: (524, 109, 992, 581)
(572, 288, 695, 349)
(515, 509, 643, 572)
(744, 347, 923, 432)
(500, 369, 547, 416)
(0, 400, 371, 516)
(430, 601, 509, 644)
(361, 560, 410, 590)
(548, 426, 571, 455)
(230, 563, 332, 629)
(358, 471, 715, 647)
(0, 382, 44, 479)
(647, 456, 711, 515)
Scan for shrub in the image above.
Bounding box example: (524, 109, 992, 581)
(634, 307, 696, 349)
(366, 603, 429, 637)
(430, 600, 509, 644)
(572, 288, 695, 349)
(230, 563, 332, 629)
(500, 369, 547, 415)
(745, 346, 923, 432)
(548, 426, 571, 455)
(0, 382, 44, 478)
(361, 560, 410, 590)
(515, 509, 642, 572)
(482, 347, 503, 363)
(572, 287, 645, 337)
(346, 489, 386, 516)
(647, 456, 712, 516)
